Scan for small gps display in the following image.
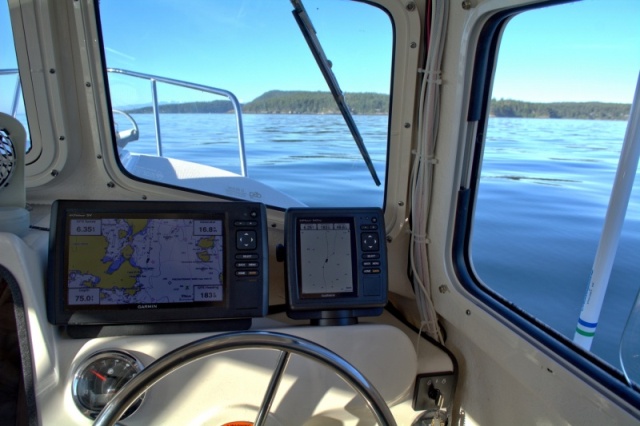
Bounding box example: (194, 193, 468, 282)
(47, 200, 268, 336)
(285, 207, 388, 325)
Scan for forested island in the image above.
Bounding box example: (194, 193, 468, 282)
(490, 99, 630, 120)
(126, 91, 388, 115)
(244, 90, 388, 114)
(125, 91, 631, 120)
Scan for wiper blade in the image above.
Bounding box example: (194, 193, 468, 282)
(291, 0, 381, 186)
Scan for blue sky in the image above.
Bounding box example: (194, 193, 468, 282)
(492, 0, 640, 103)
(2, 0, 639, 108)
(98, 0, 393, 105)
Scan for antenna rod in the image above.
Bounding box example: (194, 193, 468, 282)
(574, 71, 640, 350)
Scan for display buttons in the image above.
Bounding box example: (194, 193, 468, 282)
(236, 253, 259, 260)
(235, 256, 259, 279)
(234, 220, 258, 227)
(361, 232, 380, 251)
(235, 261, 260, 268)
(235, 269, 259, 277)
(236, 230, 257, 250)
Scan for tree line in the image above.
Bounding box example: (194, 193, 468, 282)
(125, 90, 388, 115)
(125, 92, 631, 120)
(490, 99, 631, 121)
(243, 90, 388, 114)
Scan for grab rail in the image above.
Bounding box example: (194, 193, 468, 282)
(1, 68, 248, 177)
(106, 68, 248, 177)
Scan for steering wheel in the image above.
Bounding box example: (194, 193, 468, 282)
(93, 330, 396, 426)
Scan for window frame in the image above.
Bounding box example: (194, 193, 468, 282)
(452, 0, 640, 411)
(5, 0, 70, 185)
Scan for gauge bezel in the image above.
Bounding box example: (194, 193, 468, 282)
(71, 350, 145, 419)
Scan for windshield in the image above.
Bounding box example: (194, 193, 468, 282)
(0, 2, 30, 152)
(98, 0, 393, 208)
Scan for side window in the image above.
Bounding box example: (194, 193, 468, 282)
(471, 0, 639, 373)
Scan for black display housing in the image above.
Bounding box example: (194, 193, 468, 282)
(284, 207, 388, 325)
(47, 200, 268, 336)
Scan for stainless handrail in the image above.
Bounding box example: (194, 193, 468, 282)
(106, 68, 248, 176)
(1, 68, 248, 176)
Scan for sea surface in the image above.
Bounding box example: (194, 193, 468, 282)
(120, 113, 639, 371)
(117, 114, 389, 207)
(474, 118, 639, 373)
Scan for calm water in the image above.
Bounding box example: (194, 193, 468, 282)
(120, 113, 638, 369)
(119, 114, 388, 207)
(474, 118, 639, 369)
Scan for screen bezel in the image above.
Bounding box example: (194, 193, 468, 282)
(47, 200, 267, 327)
(285, 207, 388, 319)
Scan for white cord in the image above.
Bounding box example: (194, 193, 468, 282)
(409, 0, 449, 345)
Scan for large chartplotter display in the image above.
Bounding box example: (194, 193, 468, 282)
(47, 200, 268, 336)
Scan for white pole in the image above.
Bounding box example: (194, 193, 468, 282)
(574, 72, 640, 350)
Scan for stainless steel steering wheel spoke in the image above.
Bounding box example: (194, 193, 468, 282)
(255, 350, 291, 426)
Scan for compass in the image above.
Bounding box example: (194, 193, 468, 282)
(72, 350, 145, 419)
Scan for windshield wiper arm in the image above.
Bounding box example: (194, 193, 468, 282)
(291, 0, 381, 186)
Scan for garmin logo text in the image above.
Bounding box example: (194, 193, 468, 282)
(137, 304, 158, 309)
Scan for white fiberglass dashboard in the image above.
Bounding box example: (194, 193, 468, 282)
(0, 201, 454, 425)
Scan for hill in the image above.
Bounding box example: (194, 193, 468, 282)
(243, 90, 389, 114)
(124, 93, 632, 120)
(490, 99, 631, 120)
(125, 91, 389, 115)
(126, 100, 234, 114)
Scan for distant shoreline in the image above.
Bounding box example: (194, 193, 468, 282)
(490, 99, 630, 121)
(123, 91, 632, 120)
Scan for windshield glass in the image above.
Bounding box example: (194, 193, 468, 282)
(98, 0, 392, 208)
(0, 2, 30, 151)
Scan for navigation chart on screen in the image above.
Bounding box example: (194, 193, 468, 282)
(67, 218, 223, 306)
(299, 221, 354, 294)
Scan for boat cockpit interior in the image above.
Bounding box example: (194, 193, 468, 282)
(1, 0, 639, 425)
